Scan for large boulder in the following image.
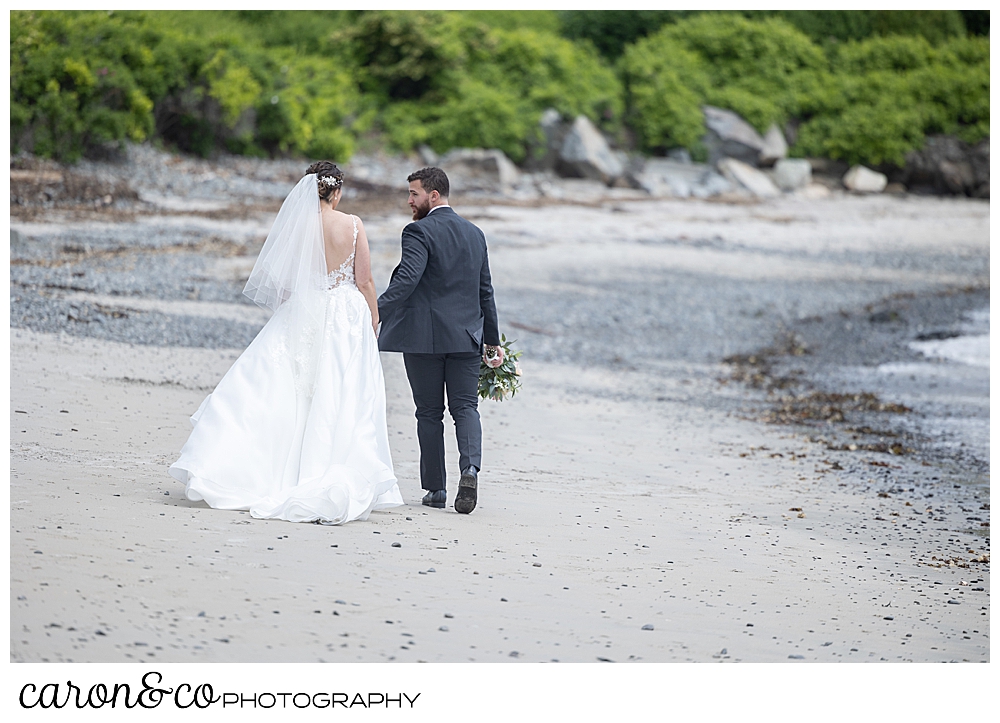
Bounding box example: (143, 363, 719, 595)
(702, 106, 766, 167)
(843, 165, 888, 193)
(759, 123, 788, 166)
(773, 158, 812, 191)
(557, 115, 625, 185)
(439, 148, 520, 192)
(717, 157, 780, 198)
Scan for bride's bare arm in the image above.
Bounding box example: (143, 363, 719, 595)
(353, 218, 379, 333)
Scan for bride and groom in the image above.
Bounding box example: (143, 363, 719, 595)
(168, 163, 502, 523)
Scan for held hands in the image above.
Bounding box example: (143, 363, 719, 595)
(483, 344, 504, 368)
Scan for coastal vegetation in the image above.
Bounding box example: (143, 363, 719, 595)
(9, 10, 989, 168)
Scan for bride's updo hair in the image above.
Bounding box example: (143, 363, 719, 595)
(305, 160, 344, 202)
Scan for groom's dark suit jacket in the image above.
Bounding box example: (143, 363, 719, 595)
(377, 206, 500, 354)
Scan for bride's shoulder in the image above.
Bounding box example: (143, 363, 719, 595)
(326, 209, 363, 226)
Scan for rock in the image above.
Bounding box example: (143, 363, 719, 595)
(702, 106, 766, 167)
(884, 182, 907, 195)
(900, 134, 989, 197)
(807, 157, 850, 177)
(717, 157, 781, 198)
(439, 148, 520, 193)
(11, 229, 28, 255)
(773, 158, 811, 191)
(557, 115, 624, 185)
(843, 165, 888, 193)
(759, 124, 788, 166)
(797, 183, 831, 200)
(523, 108, 569, 173)
(938, 159, 975, 194)
(417, 145, 438, 165)
(636, 158, 732, 198)
(641, 624, 654, 631)
(667, 148, 692, 164)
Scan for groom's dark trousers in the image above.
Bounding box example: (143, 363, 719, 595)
(403, 352, 481, 491)
(377, 206, 500, 492)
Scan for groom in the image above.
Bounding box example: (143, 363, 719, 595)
(377, 167, 502, 514)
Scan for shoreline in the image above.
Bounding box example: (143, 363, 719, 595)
(10, 166, 989, 664)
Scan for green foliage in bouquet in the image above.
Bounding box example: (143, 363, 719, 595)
(479, 336, 523, 402)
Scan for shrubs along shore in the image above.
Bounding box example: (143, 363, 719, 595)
(10, 10, 989, 183)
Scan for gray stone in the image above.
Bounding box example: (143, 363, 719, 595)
(11, 229, 28, 255)
(717, 157, 781, 198)
(843, 165, 888, 193)
(417, 145, 438, 165)
(525, 108, 569, 173)
(900, 134, 989, 197)
(636, 158, 732, 199)
(439, 148, 520, 192)
(797, 183, 831, 199)
(557, 115, 624, 185)
(667, 148, 692, 164)
(773, 158, 812, 191)
(759, 123, 788, 166)
(702, 106, 765, 167)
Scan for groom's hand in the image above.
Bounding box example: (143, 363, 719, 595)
(484, 345, 503, 368)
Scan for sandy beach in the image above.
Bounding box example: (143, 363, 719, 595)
(10, 154, 989, 669)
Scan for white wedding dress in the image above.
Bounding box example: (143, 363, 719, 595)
(169, 176, 403, 523)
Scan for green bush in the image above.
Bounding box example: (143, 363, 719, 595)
(761, 10, 968, 46)
(622, 13, 823, 150)
(11, 11, 166, 160)
(833, 34, 936, 73)
(623, 12, 989, 166)
(9, 10, 990, 170)
(620, 41, 709, 151)
(340, 12, 623, 160)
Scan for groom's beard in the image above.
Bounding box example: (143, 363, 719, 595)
(411, 199, 431, 221)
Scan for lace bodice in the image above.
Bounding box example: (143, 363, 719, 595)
(324, 215, 357, 290)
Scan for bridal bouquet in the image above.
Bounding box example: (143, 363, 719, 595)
(479, 335, 522, 401)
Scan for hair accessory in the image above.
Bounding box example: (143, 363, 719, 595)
(318, 175, 343, 189)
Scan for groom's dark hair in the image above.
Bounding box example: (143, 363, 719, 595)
(408, 167, 449, 198)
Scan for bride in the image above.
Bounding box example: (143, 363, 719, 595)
(168, 161, 404, 523)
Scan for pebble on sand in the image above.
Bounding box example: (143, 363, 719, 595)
(641, 624, 654, 631)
